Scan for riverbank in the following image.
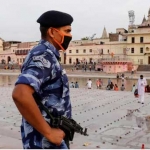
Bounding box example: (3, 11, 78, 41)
(0, 69, 150, 79)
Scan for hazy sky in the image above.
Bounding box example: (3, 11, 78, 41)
(0, 0, 149, 42)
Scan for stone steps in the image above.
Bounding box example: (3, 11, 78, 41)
(137, 65, 150, 71)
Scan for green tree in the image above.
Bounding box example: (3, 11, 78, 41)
(81, 37, 89, 40)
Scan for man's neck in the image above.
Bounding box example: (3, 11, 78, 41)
(42, 37, 60, 51)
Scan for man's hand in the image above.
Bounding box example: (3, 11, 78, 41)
(48, 128, 65, 146)
(12, 84, 54, 143)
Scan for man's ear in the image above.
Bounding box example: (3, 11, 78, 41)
(48, 28, 54, 38)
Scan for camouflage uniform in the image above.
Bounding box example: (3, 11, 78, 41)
(15, 39, 71, 149)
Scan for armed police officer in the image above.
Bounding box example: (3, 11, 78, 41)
(12, 10, 73, 149)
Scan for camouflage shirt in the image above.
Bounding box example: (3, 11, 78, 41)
(15, 39, 71, 149)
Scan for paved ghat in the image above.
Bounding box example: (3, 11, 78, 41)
(0, 87, 150, 149)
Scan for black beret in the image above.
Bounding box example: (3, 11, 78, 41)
(37, 10, 73, 28)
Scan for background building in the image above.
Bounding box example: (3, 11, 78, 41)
(66, 8, 150, 73)
(0, 7, 150, 73)
(0, 40, 65, 65)
(0, 41, 38, 65)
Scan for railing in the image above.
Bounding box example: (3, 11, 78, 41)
(15, 49, 30, 55)
(15, 52, 28, 55)
(98, 58, 133, 62)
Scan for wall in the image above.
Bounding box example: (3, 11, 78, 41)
(0, 39, 3, 52)
(66, 41, 128, 64)
(103, 64, 128, 73)
(127, 31, 150, 64)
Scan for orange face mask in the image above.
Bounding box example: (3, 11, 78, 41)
(52, 28, 72, 50)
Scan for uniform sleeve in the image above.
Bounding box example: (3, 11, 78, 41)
(15, 52, 53, 92)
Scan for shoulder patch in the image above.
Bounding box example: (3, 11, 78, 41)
(33, 54, 51, 68)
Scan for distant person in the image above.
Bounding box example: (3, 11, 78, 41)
(86, 79, 92, 89)
(131, 84, 136, 92)
(75, 81, 79, 88)
(70, 82, 75, 88)
(89, 65, 92, 71)
(116, 74, 119, 83)
(108, 78, 111, 85)
(120, 84, 125, 91)
(84, 66, 87, 72)
(114, 84, 119, 91)
(99, 78, 103, 89)
(137, 75, 147, 104)
(106, 84, 111, 90)
(121, 73, 124, 78)
(96, 79, 100, 89)
(116, 74, 119, 79)
(131, 68, 134, 75)
(110, 82, 114, 90)
(82, 65, 84, 71)
(121, 75, 126, 86)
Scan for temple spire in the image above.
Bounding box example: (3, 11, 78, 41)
(142, 15, 146, 23)
(101, 27, 108, 39)
(148, 8, 150, 20)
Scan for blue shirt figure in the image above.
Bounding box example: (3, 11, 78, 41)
(12, 10, 74, 149)
(75, 82, 79, 88)
(15, 40, 71, 149)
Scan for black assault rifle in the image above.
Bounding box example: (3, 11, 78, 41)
(33, 93, 88, 141)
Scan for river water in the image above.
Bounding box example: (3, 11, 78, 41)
(0, 75, 148, 91)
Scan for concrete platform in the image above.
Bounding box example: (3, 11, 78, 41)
(0, 87, 150, 149)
